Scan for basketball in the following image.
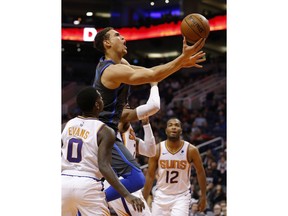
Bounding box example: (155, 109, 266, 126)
(180, 13, 210, 44)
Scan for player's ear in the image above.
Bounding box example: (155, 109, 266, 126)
(95, 101, 99, 109)
(104, 39, 110, 48)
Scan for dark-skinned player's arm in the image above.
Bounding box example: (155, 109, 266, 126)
(97, 124, 145, 212)
(142, 143, 160, 201)
(188, 144, 207, 212)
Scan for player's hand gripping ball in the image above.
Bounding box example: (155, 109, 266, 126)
(181, 13, 210, 44)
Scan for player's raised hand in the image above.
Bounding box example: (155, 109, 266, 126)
(181, 50, 206, 68)
(179, 37, 206, 68)
(182, 37, 205, 56)
(124, 194, 145, 212)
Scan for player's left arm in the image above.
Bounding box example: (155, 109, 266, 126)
(188, 144, 207, 212)
(98, 125, 146, 211)
(97, 125, 128, 195)
(142, 143, 160, 201)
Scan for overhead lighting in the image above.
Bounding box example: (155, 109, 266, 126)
(202, 0, 226, 10)
(95, 12, 111, 18)
(86, 12, 93, 17)
(73, 20, 80, 25)
(150, 1, 155, 6)
(147, 51, 179, 58)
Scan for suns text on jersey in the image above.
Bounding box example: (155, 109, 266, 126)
(68, 127, 90, 139)
(159, 160, 187, 169)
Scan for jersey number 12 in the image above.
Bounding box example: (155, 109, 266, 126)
(166, 170, 179, 183)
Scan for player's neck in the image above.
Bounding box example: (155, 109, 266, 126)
(165, 139, 183, 154)
(105, 52, 122, 64)
(80, 112, 98, 118)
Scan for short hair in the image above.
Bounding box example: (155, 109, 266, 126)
(94, 27, 114, 53)
(166, 117, 182, 127)
(76, 87, 100, 112)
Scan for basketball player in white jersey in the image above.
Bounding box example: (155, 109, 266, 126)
(104, 82, 160, 216)
(142, 117, 207, 216)
(61, 86, 145, 216)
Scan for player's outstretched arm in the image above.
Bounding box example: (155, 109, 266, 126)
(142, 144, 160, 200)
(98, 125, 145, 212)
(189, 144, 207, 212)
(104, 38, 206, 87)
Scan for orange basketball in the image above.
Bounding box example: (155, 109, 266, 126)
(180, 13, 210, 44)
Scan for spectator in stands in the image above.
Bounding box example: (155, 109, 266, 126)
(210, 160, 222, 185)
(166, 107, 175, 117)
(219, 200, 227, 216)
(209, 184, 226, 207)
(202, 148, 217, 168)
(189, 202, 206, 216)
(217, 155, 227, 186)
(212, 110, 226, 139)
(217, 110, 226, 123)
(163, 87, 174, 105)
(171, 79, 180, 90)
(216, 100, 226, 113)
(205, 182, 214, 211)
(189, 183, 199, 204)
(212, 203, 222, 216)
(205, 165, 214, 186)
(191, 127, 212, 145)
(193, 111, 208, 131)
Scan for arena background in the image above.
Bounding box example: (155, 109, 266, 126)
(2, 1, 287, 216)
(60, 0, 287, 216)
(62, 0, 228, 215)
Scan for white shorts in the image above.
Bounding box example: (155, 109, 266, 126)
(151, 189, 191, 216)
(62, 175, 110, 216)
(104, 180, 151, 216)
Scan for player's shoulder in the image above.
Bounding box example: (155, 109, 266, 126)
(99, 123, 116, 140)
(187, 141, 197, 148)
(105, 62, 129, 73)
(186, 141, 202, 162)
(186, 141, 200, 154)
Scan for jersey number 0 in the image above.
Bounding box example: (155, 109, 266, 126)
(67, 138, 83, 163)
